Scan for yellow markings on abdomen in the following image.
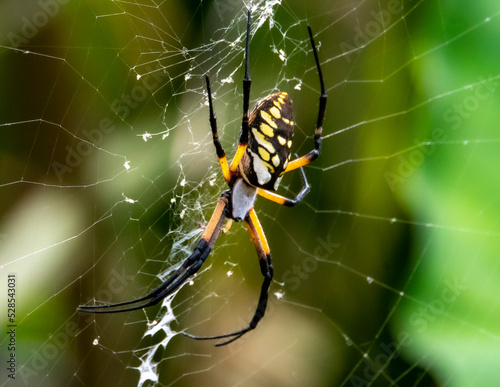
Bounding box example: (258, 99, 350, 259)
(260, 111, 277, 129)
(246, 92, 295, 189)
(252, 128, 276, 154)
(259, 123, 274, 137)
(269, 106, 281, 119)
(258, 147, 270, 162)
(248, 149, 273, 185)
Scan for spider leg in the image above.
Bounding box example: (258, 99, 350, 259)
(78, 193, 229, 314)
(257, 163, 310, 207)
(185, 207, 273, 346)
(205, 76, 231, 183)
(284, 25, 327, 173)
(229, 9, 252, 173)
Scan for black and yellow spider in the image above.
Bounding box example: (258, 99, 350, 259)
(78, 10, 327, 346)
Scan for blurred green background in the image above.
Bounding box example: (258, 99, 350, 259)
(1, 0, 500, 386)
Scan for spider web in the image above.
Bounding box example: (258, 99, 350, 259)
(1, 0, 500, 386)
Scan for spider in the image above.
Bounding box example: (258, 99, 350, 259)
(78, 10, 327, 346)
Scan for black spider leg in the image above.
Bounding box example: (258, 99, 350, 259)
(308, 25, 327, 155)
(285, 26, 327, 174)
(205, 75, 231, 183)
(241, 9, 252, 150)
(77, 194, 229, 314)
(184, 208, 273, 346)
(228, 9, 252, 173)
(206, 10, 252, 181)
(307, 26, 328, 156)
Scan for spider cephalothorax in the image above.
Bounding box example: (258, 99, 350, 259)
(78, 10, 327, 346)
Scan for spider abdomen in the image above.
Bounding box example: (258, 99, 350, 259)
(239, 92, 294, 191)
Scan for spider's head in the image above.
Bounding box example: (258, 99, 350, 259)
(230, 178, 257, 221)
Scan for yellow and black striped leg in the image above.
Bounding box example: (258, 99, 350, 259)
(206, 76, 231, 183)
(229, 9, 252, 173)
(186, 207, 273, 346)
(78, 193, 229, 314)
(284, 149, 318, 173)
(285, 25, 327, 174)
(257, 165, 310, 207)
